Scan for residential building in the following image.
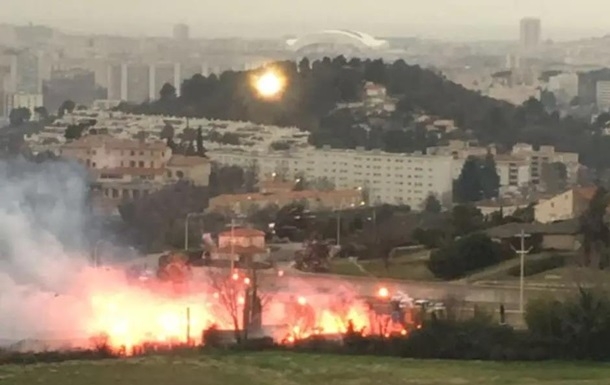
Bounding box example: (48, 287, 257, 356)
(486, 220, 581, 252)
(547, 73, 578, 104)
(494, 155, 531, 189)
(5, 92, 43, 115)
(534, 186, 596, 223)
(126, 64, 151, 103)
(475, 198, 530, 217)
(427, 140, 495, 180)
(60, 135, 211, 213)
(597, 80, 610, 109)
(208, 146, 454, 209)
(511, 143, 579, 185)
(519, 18, 541, 51)
(43, 68, 96, 112)
(209, 188, 363, 215)
(216, 228, 267, 262)
(577, 68, 610, 106)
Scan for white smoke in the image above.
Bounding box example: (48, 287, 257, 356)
(0, 158, 94, 344)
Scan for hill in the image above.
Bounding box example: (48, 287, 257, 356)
(119, 57, 610, 169)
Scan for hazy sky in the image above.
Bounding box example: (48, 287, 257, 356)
(2, 0, 609, 40)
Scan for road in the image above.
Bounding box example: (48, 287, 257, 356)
(272, 268, 575, 308)
(120, 253, 575, 309)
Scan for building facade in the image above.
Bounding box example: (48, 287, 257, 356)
(519, 18, 541, 51)
(60, 135, 211, 213)
(207, 147, 453, 209)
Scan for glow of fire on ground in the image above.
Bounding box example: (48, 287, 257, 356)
(49, 267, 411, 354)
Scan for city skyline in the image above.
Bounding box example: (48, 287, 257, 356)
(1, 0, 610, 41)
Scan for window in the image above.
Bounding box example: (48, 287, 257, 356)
(167, 171, 173, 178)
(138, 161, 144, 168)
(130, 161, 135, 167)
(130, 151, 135, 156)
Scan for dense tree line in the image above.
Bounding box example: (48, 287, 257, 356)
(119, 57, 610, 169)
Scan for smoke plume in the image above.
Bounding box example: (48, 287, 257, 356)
(0, 158, 94, 344)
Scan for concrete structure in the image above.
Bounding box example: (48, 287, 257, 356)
(519, 18, 541, 51)
(208, 146, 453, 209)
(534, 186, 597, 223)
(286, 30, 389, 58)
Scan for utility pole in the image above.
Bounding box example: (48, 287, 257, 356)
(230, 218, 236, 272)
(511, 229, 532, 314)
(336, 211, 341, 246)
(186, 307, 191, 345)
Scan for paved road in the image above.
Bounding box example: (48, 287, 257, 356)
(119, 254, 575, 308)
(274, 269, 575, 307)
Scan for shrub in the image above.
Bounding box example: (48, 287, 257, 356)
(428, 233, 510, 279)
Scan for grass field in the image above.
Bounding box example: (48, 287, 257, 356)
(329, 255, 435, 281)
(3, 352, 610, 385)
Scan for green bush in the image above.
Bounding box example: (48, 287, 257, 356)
(525, 289, 610, 360)
(428, 233, 510, 279)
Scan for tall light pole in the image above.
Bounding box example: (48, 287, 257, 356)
(511, 229, 532, 314)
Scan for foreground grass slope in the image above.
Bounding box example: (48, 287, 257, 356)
(3, 352, 610, 385)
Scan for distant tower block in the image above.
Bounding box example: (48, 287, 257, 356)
(173, 24, 190, 41)
(519, 18, 541, 51)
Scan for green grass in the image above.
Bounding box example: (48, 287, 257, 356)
(2, 352, 610, 385)
(329, 256, 435, 281)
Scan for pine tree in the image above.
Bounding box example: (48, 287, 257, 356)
(480, 152, 500, 199)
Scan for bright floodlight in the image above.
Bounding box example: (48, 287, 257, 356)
(254, 70, 285, 99)
(377, 287, 389, 298)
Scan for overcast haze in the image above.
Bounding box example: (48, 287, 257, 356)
(1, 0, 609, 40)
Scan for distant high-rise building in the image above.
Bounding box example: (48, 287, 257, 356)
(43, 68, 96, 113)
(520, 18, 541, 50)
(173, 24, 190, 41)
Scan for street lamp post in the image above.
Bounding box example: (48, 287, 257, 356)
(511, 229, 532, 314)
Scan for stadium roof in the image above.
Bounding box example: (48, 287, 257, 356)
(286, 30, 389, 51)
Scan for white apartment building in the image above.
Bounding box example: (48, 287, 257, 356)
(548, 73, 578, 104)
(597, 80, 610, 109)
(4, 92, 43, 116)
(494, 155, 531, 188)
(207, 146, 454, 209)
(511, 143, 579, 185)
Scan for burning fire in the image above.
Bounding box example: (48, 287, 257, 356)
(31, 266, 416, 355)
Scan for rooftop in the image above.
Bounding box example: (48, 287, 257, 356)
(63, 135, 167, 151)
(167, 154, 209, 167)
(485, 219, 580, 238)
